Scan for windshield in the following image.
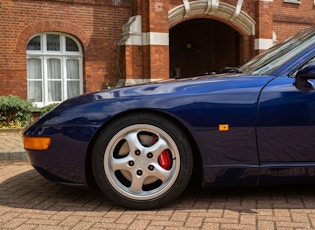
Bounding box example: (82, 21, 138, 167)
(239, 26, 315, 75)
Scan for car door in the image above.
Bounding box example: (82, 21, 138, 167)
(257, 60, 315, 164)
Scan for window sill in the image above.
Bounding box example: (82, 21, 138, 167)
(283, 0, 301, 4)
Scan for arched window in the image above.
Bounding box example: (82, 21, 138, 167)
(27, 33, 83, 107)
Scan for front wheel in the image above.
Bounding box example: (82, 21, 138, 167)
(91, 113, 194, 209)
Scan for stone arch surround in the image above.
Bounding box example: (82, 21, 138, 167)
(168, 1, 256, 36)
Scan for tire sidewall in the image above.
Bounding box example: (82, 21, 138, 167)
(91, 113, 193, 209)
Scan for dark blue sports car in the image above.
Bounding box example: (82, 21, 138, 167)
(24, 26, 315, 209)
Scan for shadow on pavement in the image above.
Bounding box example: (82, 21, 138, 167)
(1, 168, 315, 212)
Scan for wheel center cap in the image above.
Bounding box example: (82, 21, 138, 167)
(137, 157, 148, 168)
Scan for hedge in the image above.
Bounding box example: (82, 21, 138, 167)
(0, 95, 34, 128)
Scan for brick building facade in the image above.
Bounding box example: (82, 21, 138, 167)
(0, 0, 315, 106)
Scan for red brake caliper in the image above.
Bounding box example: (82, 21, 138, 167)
(152, 136, 172, 170)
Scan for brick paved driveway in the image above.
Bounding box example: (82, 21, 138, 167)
(1, 161, 315, 230)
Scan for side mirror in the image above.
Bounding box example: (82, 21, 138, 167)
(294, 62, 315, 91)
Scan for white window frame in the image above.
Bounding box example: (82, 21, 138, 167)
(27, 33, 83, 107)
(283, 0, 301, 4)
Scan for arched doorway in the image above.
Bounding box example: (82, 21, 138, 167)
(170, 19, 241, 78)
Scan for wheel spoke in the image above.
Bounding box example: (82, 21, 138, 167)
(147, 138, 169, 160)
(151, 164, 172, 182)
(110, 155, 133, 171)
(124, 131, 143, 154)
(130, 174, 146, 192)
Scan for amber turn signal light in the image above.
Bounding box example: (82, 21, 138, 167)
(23, 136, 51, 150)
(219, 124, 229, 131)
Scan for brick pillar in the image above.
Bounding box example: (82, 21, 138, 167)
(146, 0, 169, 81)
(255, 0, 274, 55)
(119, 0, 169, 85)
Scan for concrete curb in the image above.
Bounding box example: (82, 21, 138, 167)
(0, 128, 25, 133)
(0, 128, 27, 162)
(0, 151, 28, 162)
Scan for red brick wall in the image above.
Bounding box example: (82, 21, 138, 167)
(124, 45, 144, 80)
(149, 45, 169, 80)
(255, 0, 273, 39)
(124, 0, 169, 80)
(1, 0, 315, 99)
(0, 0, 130, 98)
(273, 0, 315, 42)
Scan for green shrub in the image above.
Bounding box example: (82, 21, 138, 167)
(40, 103, 59, 115)
(0, 95, 34, 128)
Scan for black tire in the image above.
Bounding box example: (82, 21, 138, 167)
(91, 112, 193, 209)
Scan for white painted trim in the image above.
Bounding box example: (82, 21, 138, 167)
(284, 0, 301, 4)
(142, 32, 169, 46)
(117, 78, 162, 86)
(183, 0, 190, 17)
(121, 16, 169, 46)
(124, 34, 143, 46)
(255, 38, 274, 50)
(124, 32, 169, 46)
(205, 0, 220, 15)
(121, 15, 142, 45)
(230, 0, 243, 20)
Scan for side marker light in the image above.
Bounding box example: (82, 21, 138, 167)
(219, 124, 229, 131)
(23, 136, 51, 150)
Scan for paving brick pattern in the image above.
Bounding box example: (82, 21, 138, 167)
(1, 131, 315, 229)
(1, 162, 315, 229)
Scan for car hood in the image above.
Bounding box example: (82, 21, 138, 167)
(60, 74, 274, 108)
(33, 73, 274, 127)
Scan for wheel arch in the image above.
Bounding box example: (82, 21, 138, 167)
(85, 108, 203, 188)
